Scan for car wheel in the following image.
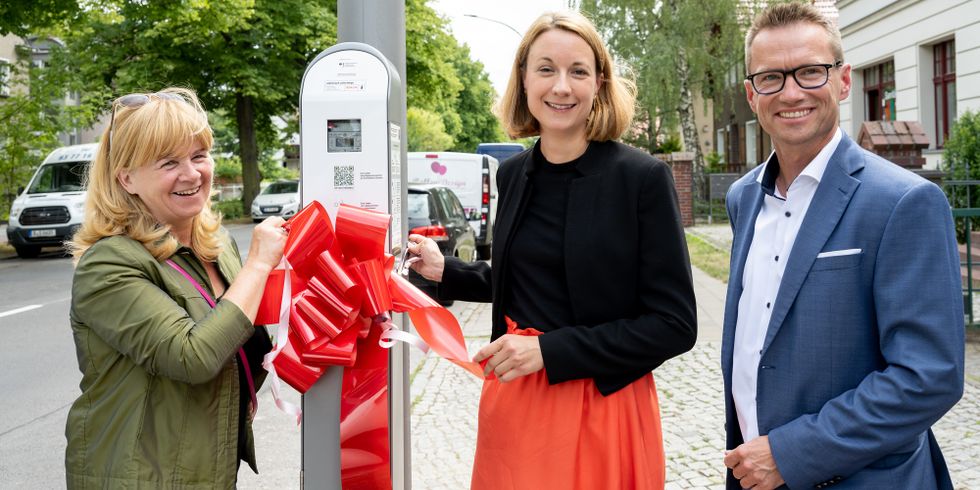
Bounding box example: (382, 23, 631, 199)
(253, 218, 263, 223)
(14, 245, 41, 259)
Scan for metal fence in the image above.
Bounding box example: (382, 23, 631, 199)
(694, 172, 738, 224)
(945, 180, 980, 327)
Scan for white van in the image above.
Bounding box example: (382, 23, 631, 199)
(6, 143, 97, 258)
(407, 152, 498, 259)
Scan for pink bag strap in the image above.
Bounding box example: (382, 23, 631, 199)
(165, 259, 258, 417)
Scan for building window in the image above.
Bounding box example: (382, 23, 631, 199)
(863, 60, 895, 121)
(933, 40, 956, 147)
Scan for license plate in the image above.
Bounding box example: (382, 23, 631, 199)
(261, 206, 281, 213)
(29, 229, 57, 238)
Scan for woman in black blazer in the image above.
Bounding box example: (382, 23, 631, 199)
(408, 11, 696, 490)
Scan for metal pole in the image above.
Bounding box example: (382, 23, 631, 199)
(335, 3, 410, 490)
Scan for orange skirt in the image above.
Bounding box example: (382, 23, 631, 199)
(470, 323, 665, 490)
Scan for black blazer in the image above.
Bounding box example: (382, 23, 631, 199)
(440, 140, 697, 395)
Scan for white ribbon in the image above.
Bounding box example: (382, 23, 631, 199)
(261, 258, 302, 425)
(378, 318, 430, 353)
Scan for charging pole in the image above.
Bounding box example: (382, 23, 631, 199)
(335, 5, 411, 489)
(298, 1, 409, 489)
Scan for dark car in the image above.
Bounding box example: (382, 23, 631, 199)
(407, 185, 477, 306)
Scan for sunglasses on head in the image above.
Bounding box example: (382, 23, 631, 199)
(107, 92, 190, 164)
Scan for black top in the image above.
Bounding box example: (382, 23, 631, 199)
(236, 328, 271, 466)
(440, 139, 697, 395)
(505, 145, 582, 330)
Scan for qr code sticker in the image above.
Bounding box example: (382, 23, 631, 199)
(334, 165, 354, 189)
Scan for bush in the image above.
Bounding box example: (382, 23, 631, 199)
(213, 199, 244, 220)
(656, 133, 682, 154)
(214, 155, 243, 181)
(260, 155, 299, 181)
(942, 110, 980, 240)
(705, 151, 724, 173)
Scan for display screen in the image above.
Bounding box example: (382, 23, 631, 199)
(327, 119, 362, 153)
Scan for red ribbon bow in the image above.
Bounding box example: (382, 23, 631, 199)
(255, 201, 482, 488)
(257, 201, 482, 392)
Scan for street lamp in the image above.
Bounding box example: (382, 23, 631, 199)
(463, 13, 523, 38)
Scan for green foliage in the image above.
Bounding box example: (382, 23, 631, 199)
(0, 42, 99, 220)
(942, 110, 980, 239)
(3, 0, 502, 212)
(705, 151, 724, 173)
(406, 0, 463, 141)
(260, 154, 298, 181)
(580, 0, 743, 155)
(0, 0, 80, 36)
(403, 0, 504, 153)
(944, 110, 980, 178)
(64, 0, 338, 210)
(448, 44, 505, 152)
(213, 199, 244, 220)
(408, 107, 453, 151)
(685, 233, 730, 283)
(214, 155, 243, 182)
(657, 133, 683, 154)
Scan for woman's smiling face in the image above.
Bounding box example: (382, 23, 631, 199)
(118, 142, 213, 236)
(522, 28, 601, 139)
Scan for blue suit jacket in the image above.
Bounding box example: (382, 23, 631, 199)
(722, 134, 965, 489)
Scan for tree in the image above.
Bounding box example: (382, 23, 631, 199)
(65, 0, 337, 211)
(407, 107, 454, 151)
(405, 0, 464, 148)
(579, 0, 743, 180)
(0, 43, 97, 218)
(448, 44, 505, 152)
(404, 0, 505, 152)
(0, 0, 80, 36)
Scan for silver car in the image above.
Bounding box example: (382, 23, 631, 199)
(250, 180, 300, 222)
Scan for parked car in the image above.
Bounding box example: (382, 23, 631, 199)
(250, 180, 300, 222)
(406, 184, 478, 306)
(6, 143, 96, 258)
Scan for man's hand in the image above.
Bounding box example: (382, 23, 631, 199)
(472, 335, 544, 382)
(724, 436, 785, 490)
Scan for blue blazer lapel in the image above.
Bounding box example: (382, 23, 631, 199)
(761, 136, 864, 354)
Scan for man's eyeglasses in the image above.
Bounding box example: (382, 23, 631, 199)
(107, 92, 188, 163)
(745, 61, 843, 95)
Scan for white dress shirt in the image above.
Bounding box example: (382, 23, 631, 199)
(733, 128, 842, 442)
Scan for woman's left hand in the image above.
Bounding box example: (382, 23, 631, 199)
(473, 335, 544, 382)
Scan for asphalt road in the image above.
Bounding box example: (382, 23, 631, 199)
(0, 222, 257, 487)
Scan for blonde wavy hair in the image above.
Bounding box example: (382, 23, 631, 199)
(497, 10, 636, 141)
(70, 87, 223, 263)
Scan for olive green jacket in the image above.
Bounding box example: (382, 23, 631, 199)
(66, 233, 267, 489)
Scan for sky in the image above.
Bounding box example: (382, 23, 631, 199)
(431, 0, 572, 97)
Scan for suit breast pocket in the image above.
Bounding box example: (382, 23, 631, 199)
(810, 252, 863, 272)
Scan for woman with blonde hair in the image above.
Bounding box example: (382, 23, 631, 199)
(65, 87, 286, 488)
(408, 11, 697, 489)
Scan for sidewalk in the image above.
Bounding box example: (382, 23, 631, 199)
(238, 229, 980, 488)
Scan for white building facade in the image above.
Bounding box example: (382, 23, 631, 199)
(838, 0, 980, 169)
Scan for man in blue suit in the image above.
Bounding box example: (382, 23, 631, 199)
(721, 3, 964, 489)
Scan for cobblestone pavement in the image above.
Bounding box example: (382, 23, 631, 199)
(241, 255, 980, 488)
(409, 300, 980, 490)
